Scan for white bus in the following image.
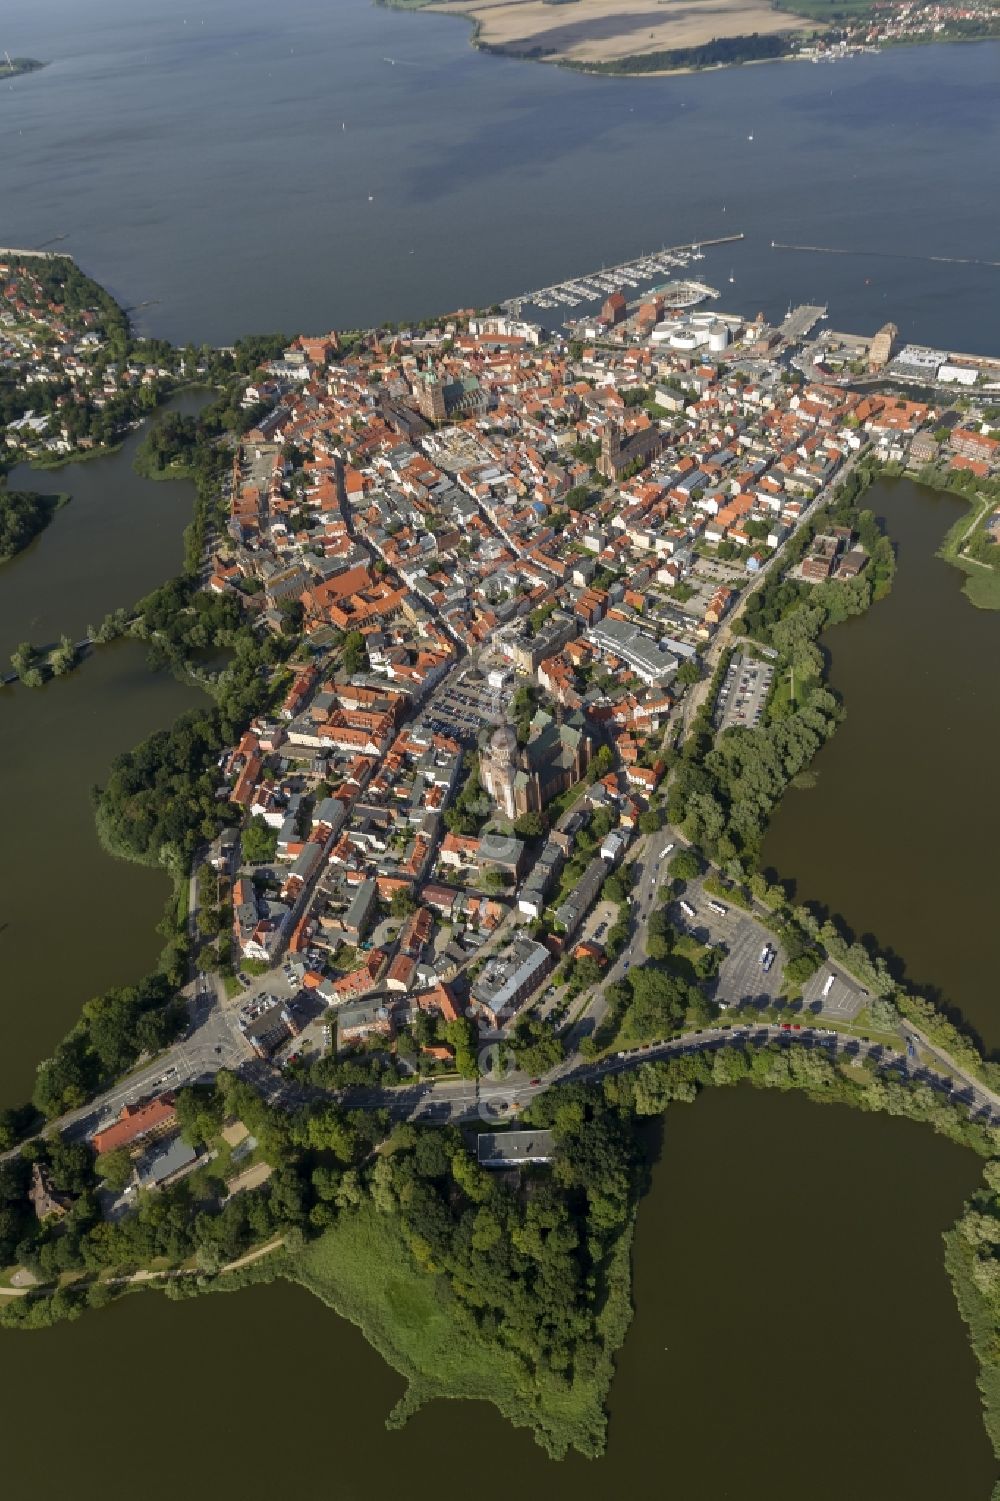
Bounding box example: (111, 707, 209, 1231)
(707, 900, 728, 917)
(679, 900, 696, 920)
(821, 973, 836, 999)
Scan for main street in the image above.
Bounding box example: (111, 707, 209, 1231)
(333, 1019, 999, 1130)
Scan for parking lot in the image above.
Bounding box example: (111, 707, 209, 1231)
(418, 670, 510, 744)
(716, 652, 775, 732)
(671, 891, 787, 1007)
(801, 965, 867, 1021)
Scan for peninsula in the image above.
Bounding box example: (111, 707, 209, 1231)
(2, 253, 1000, 1475)
(381, 0, 1000, 74)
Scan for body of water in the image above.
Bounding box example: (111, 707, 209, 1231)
(0, 644, 204, 1107)
(0, 1089, 989, 1500)
(1, 1, 998, 351)
(1, 6, 997, 1491)
(0, 401, 209, 1106)
(1, 390, 210, 662)
(764, 478, 1000, 1053)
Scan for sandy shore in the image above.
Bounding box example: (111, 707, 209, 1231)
(423, 0, 816, 66)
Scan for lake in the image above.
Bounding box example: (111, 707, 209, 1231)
(1, 3, 997, 1489)
(0, 1088, 989, 1500)
(0, 398, 210, 1107)
(764, 477, 1000, 1054)
(0, 643, 204, 1107)
(1, 390, 211, 663)
(1, 1, 998, 352)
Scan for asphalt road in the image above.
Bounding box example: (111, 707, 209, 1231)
(337, 1021, 997, 1129)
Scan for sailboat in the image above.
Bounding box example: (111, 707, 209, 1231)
(728, 271, 735, 284)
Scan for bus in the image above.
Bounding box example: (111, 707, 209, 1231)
(821, 973, 836, 999)
(707, 900, 728, 917)
(679, 900, 696, 920)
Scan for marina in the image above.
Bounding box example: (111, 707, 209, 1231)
(503, 233, 744, 316)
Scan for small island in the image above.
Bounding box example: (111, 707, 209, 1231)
(0, 57, 46, 80)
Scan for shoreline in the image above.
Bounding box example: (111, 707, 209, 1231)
(377, 0, 1000, 78)
(3, 261, 1000, 1476)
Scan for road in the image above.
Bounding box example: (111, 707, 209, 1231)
(332, 1018, 997, 1130)
(34, 978, 254, 1151)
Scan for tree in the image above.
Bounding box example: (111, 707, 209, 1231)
(444, 1018, 479, 1079)
(241, 820, 277, 865)
(621, 965, 691, 1040)
(668, 848, 701, 882)
(784, 952, 821, 986)
(390, 888, 418, 919)
(95, 1148, 133, 1193)
(645, 910, 674, 962)
(341, 630, 367, 675)
(11, 641, 44, 687)
(638, 807, 662, 835)
(571, 955, 604, 991)
(513, 811, 546, 839)
(868, 995, 899, 1031)
(49, 635, 78, 676)
(675, 658, 700, 688)
(510, 1014, 564, 1074)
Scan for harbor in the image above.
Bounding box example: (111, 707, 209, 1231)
(502, 233, 745, 316)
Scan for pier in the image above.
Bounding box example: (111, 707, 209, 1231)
(779, 303, 828, 342)
(502, 232, 745, 316)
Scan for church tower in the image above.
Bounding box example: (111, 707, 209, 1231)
(599, 420, 622, 481)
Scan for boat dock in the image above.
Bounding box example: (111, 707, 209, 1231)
(779, 304, 828, 342)
(502, 233, 744, 316)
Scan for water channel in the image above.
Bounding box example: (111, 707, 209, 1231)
(763, 477, 1000, 1055)
(0, 1089, 989, 1500)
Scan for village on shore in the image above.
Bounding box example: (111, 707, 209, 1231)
(5, 253, 1000, 1194)
(188, 287, 999, 1074)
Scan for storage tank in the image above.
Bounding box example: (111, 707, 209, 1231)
(708, 323, 730, 353)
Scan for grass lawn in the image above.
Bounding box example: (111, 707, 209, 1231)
(287, 1201, 631, 1458)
